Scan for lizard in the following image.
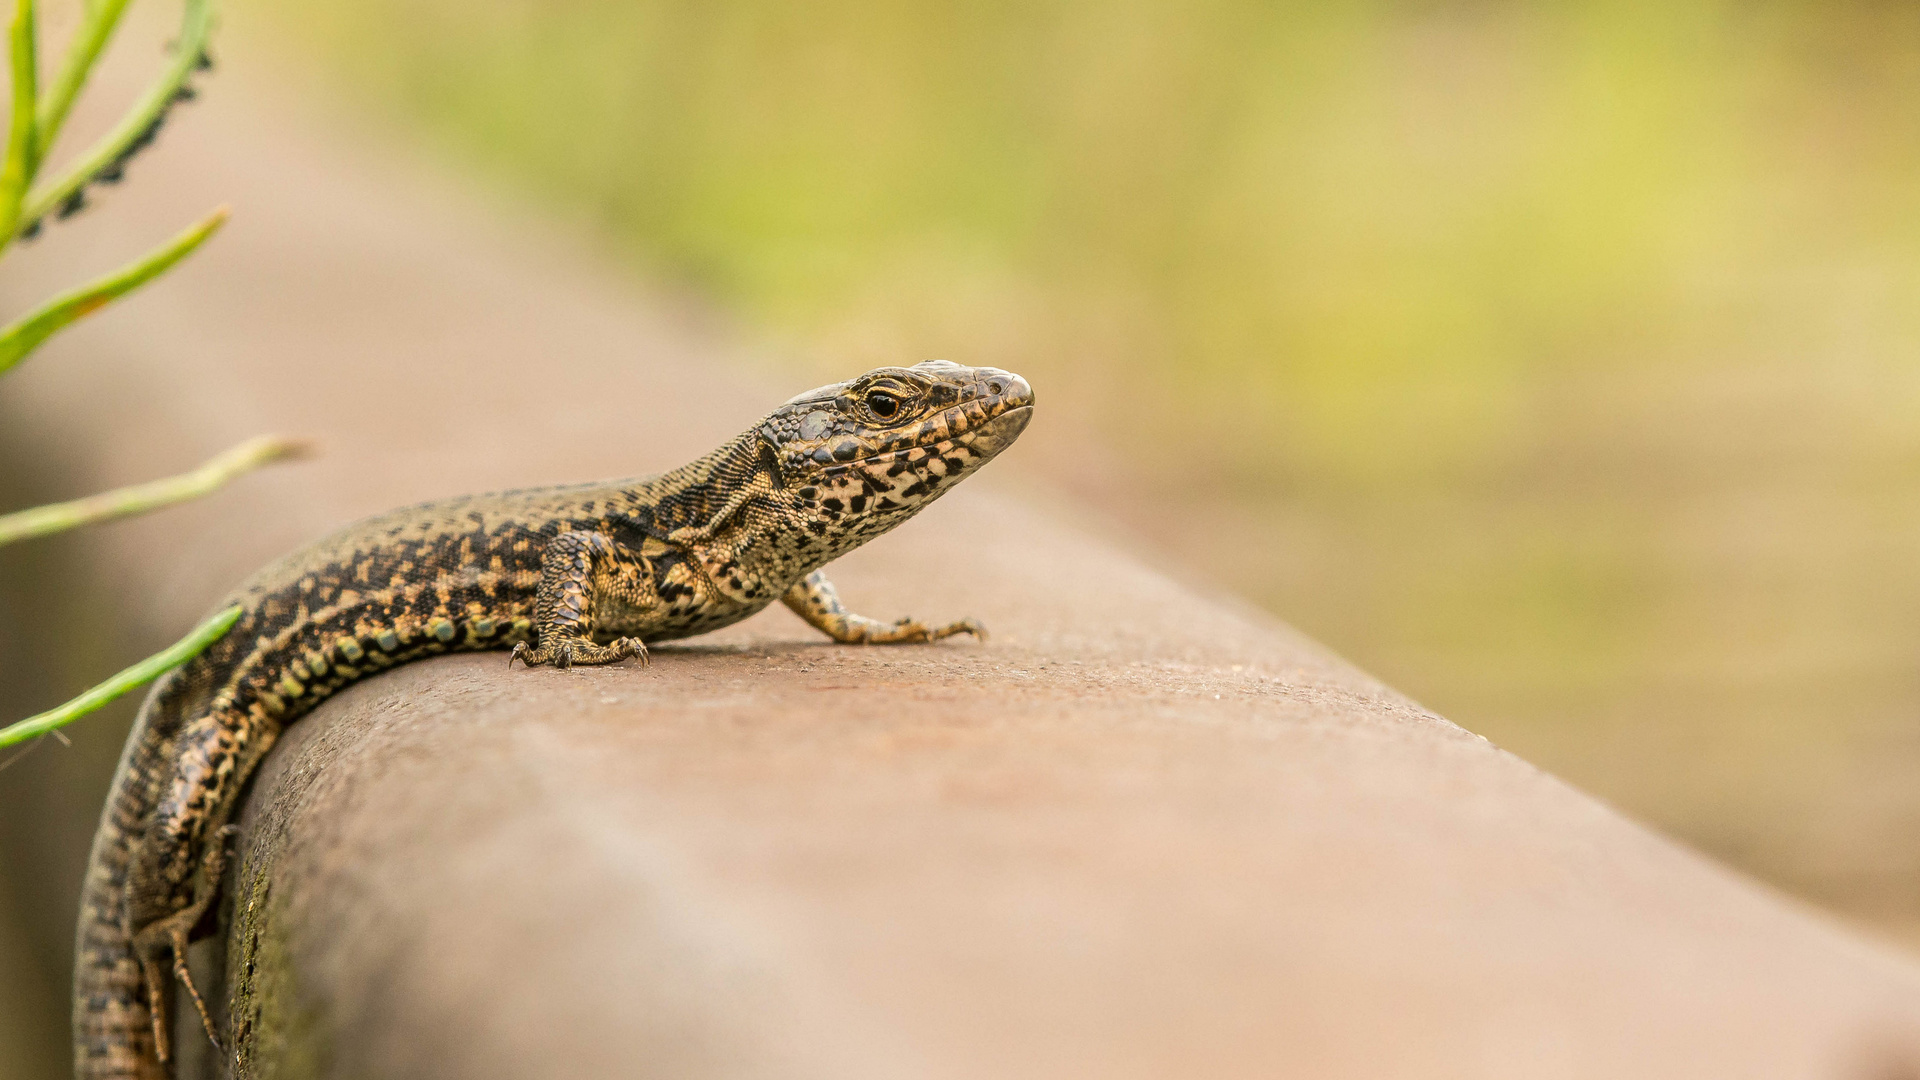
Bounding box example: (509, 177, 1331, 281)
(72, 359, 1033, 1080)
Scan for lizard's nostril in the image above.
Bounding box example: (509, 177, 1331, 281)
(984, 372, 1032, 408)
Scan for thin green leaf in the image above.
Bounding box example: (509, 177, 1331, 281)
(0, 204, 226, 375)
(0, 0, 38, 251)
(0, 604, 242, 749)
(0, 434, 309, 546)
(20, 0, 211, 231)
(36, 0, 133, 156)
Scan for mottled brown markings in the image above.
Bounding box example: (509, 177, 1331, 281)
(75, 362, 1031, 1080)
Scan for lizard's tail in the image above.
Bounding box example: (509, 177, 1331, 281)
(73, 680, 180, 1080)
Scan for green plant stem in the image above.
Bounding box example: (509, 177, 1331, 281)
(36, 0, 133, 156)
(0, 0, 38, 252)
(0, 604, 241, 749)
(0, 204, 226, 375)
(20, 0, 210, 229)
(0, 433, 308, 546)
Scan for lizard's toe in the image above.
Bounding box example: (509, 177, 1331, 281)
(936, 618, 986, 642)
(611, 637, 650, 667)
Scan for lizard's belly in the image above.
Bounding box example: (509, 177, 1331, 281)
(609, 592, 782, 644)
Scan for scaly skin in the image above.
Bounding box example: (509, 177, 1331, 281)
(73, 361, 1034, 1080)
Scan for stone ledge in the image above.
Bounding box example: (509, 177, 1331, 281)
(201, 483, 1920, 1080)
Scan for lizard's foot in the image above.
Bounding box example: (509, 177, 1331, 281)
(869, 616, 987, 644)
(781, 569, 989, 645)
(171, 926, 222, 1057)
(130, 917, 222, 1063)
(130, 918, 206, 1064)
(130, 822, 240, 1061)
(509, 636, 648, 670)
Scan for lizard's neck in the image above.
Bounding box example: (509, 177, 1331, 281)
(635, 433, 812, 594)
(639, 429, 887, 598)
(639, 423, 965, 601)
(637, 433, 777, 531)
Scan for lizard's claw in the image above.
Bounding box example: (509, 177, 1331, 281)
(610, 637, 650, 667)
(510, 638, 646, 669)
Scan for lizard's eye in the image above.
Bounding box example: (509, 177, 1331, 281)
(865, 390, 901, 419)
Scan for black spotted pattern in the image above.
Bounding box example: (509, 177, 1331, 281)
(74, 361, 1034, 1080)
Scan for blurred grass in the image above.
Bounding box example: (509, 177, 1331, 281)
(247, 0, 1920, 938)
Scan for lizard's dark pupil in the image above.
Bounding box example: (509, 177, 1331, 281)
(867, 392, 899, 418)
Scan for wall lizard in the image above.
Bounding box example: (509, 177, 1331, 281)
(72, 360, 1033, 1080)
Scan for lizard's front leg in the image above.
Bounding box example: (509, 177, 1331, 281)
(510, 530, 653, 669)
(782, 569, 985, 644)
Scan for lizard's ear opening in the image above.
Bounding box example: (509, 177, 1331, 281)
(757, 435, 787, 489)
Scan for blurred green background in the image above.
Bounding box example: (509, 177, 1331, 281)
(9, 0, 1920, 1071)
(250, 0, 1920, 939)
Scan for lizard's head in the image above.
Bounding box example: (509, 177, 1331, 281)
(759, 360, 1033, 532)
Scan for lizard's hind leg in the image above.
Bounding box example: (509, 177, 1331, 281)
(124, 708, 275, 1061)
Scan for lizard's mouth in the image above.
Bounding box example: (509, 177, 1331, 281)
(970, 404, 1032, 456)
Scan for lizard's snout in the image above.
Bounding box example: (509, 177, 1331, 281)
(976, 368, 1033, 412)
(969, 367, 1034, 457)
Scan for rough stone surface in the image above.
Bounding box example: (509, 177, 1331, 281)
(5, 13, 1920, 1080)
